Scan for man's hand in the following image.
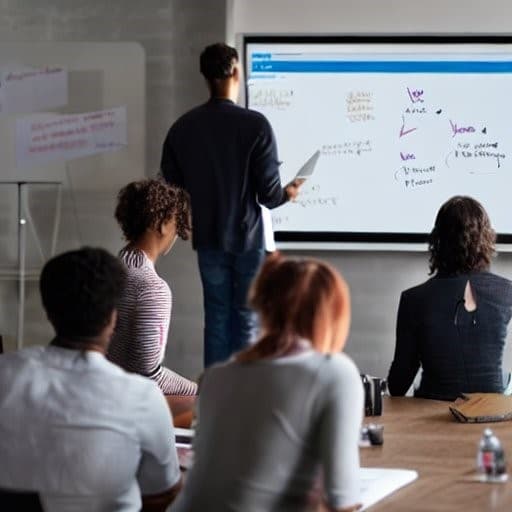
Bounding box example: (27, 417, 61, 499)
(285, 178, 306, 201)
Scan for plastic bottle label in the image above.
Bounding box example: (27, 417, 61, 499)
(482, 451, 495, 473)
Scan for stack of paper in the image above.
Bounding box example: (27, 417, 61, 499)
(360, 468, 418, 510)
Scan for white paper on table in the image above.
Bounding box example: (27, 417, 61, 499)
(16, 106, 127, 168)
(0, 66, 68, 114)
(174, 427, 195, 438)
(360, 467, 418, 510)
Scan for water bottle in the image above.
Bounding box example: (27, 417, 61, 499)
(476, 428, 507, 480)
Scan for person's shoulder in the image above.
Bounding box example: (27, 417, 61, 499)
(209, 101, 271, 128)
(472, 271, 512, 305)
(101, 366, 169, 429)
(0, 346, 44, 370)
(129, 372, 164, 398)
(166, 103, 209, 135)
(119, 250, 165, 293)
(241, 106, 273, 129)
(104, 359, 164, 400)
(314, 352, 363, 396)
(319, 352, 361, 378)
(175, 103, 207, 121)
(400, 277, 438, 301)
(475, 270, 512, 288)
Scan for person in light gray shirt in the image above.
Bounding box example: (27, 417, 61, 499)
(0, 248, 182, 512)
(171, 253, 364, 512)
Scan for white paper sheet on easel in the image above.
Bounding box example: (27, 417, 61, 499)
(360, 467, 418, 510)
(16, 106, 127, 167)
(0, 66, 68, 114)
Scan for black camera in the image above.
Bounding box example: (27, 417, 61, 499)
(361, 374, 386, 416)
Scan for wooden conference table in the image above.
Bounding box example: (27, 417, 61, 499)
(359, 396, 512, 511)
(167, 395, 512, 511)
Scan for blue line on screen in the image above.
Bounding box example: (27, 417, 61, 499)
(251, 61, 512, 73)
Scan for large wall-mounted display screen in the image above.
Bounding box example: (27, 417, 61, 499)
(245, 36, 512, 244)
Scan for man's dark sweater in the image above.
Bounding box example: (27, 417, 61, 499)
(160, 98, 287, 252)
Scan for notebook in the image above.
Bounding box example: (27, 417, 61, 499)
(449, 393, 512, 423)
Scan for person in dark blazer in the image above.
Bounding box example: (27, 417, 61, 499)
(160, 43, 303, 368)
(388, 196, 512, 401)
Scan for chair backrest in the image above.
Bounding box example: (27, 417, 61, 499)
(0, 488, 44, 511)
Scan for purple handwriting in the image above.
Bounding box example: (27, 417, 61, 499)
(407, 87, 424, 103)
(400, 152, 415, 161)
(450, 120, 475, 138)
(399, 115, 417, 138)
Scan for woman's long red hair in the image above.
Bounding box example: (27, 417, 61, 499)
(237, 252, 350, 363)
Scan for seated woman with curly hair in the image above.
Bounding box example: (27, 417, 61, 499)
(108, 179, 197, 396)
(388, 195, 512, 400)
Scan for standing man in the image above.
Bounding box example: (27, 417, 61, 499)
(161, 42, 302, 368)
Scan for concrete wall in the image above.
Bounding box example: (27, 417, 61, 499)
(0, 1, 226, 379)
(228, 0, 512, 381)
(231, 0, 512, 34)
(3, 0, 512, 385)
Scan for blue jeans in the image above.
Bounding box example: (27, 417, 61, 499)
(197, 249, 265, 368)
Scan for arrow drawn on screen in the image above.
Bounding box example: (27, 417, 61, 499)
(399, 115, 417, 138)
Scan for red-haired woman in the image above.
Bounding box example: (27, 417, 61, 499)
(108, 179, 197, 396)
(388, 196, 512, 400)
(171, 253, 363, 512)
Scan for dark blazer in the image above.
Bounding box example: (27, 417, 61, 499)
(388, 271, 512, 401)
(160, 98, 287, 252)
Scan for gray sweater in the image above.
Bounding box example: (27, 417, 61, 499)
(171, 350, 363, 512)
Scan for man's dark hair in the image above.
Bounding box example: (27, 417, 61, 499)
(40, 247, 126, 338)
(200, 43, 238, 81)
(115, 179, 191, 243)
(428, 195, 496, 276)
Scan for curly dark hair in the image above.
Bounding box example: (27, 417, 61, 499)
(40, 247, 126, 338)
(200, 43, 238, 81)
(115, 179, 191, 243)
(428, 195, 496, 276)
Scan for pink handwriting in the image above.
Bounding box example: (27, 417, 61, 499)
(399, 119, 417, 138)
(6, 67, 63, 81)
(28, 139, 87, 153)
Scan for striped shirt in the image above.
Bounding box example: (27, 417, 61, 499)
(108, 247, 197, 396)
